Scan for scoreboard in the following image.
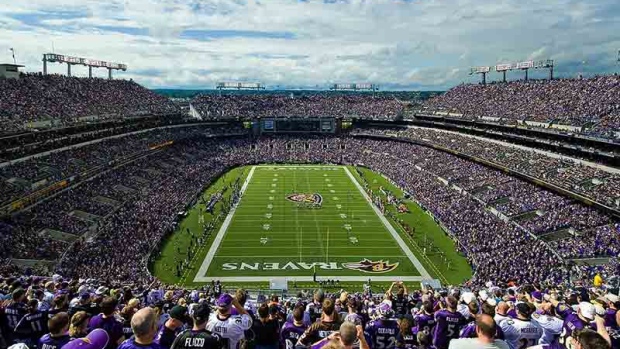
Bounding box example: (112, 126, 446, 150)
(260, 118, 335, 133)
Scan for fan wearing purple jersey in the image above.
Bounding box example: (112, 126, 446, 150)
(364, 301, 399, 349)
(556, 302, 596, 348)
(88, 297, 125, 349)
(432, 296, 464, 349)
(281, 306, 308, 349)
(344, 298, 366, 328)
(17, 299, 48, 348)
(596, 294, 619, 331)
(413, 302, 436, 336)
(38, 312, 70, 349)
(2, 288, 28, 345)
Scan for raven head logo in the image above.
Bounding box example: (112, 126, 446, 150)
(342, 259, 399, 273)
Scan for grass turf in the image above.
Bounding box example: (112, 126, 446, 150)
(151, 165, 473, 288)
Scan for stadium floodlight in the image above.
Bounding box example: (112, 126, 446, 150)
(469, 66, 490, 85)
(42, 53, 127, 79)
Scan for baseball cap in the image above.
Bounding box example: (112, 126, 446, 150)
(192, 302, 210, 322)
(169, 305, 187, 321)
(62, 328, 109, 349)
(95, 286, 108, 296)
(478, 290, 489, 302)
(217, 294, 233, 308)
(578, 302, 595, 321)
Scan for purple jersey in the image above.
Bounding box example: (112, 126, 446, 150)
(364, 319, 399, 349)
(560, 313, 591, 348)
(432, 310, 464, 349)
(412, 313, 435, 335)
(89, 314, 125, 349)
(4, 302, 28, 339)
(20, 311, 49, 345)
(119, 338, 166, 349)
(604, 308, 618, 331)
(38, 334, 71, 349)
(280, 322, 307, 349)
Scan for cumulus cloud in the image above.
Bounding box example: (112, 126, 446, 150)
(0, 0, 619, 90)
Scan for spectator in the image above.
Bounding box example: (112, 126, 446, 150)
(88, 297, 124, 349)
(38, 312, 70, 349)
(297, 298, 342, 347)
(252, 303, 280, 349)
(206, 294, 252, 349)
(68, 311, 90, 340)
(306, 322, 369, 349)
(62, 328, 110, 349)
(118, 308, 164, 349)
(448, 314, 509, 349)
(280, 306, 308, 349)
(170, 302, 221, 349)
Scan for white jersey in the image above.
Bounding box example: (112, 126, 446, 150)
(500, 318, 542, 349)
(530, 313, 563, 345)
(206, 313, 253, 349)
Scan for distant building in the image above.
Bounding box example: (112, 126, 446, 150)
(0, 64, 24, 79)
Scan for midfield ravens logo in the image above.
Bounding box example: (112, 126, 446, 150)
(286, 193, 323, 205)
(343, 259, 399, 273)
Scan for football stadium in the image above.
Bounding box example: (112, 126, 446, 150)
(1, 2, 620, 349)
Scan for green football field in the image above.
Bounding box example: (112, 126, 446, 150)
(195, 165, 429, 282)
(152, 164, 472, 288)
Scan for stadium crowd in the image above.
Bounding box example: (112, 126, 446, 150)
(190, 94, 404, 121)
(351, 127, 620, 208)
(420, 75, 620, 136)
(0, 74, 179, 134)
(0, 275, 619, 349)
(0, 134, 617, 288)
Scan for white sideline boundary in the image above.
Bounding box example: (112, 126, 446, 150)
(343, 167, 432, 279)
(194, 166, 257, 282)
(194, 165, 431, 283)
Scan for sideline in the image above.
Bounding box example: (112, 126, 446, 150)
(193, 166, 257, 282)
(343, 167, 432, 279)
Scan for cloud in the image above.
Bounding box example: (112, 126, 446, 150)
(0, 0, 619, 90)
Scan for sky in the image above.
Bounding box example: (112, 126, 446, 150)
(1, 0, 619, 90)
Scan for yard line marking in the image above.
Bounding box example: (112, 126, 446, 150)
(343, 166, 432, 279)
(194, 166, 257, 282)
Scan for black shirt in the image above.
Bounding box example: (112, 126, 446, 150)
(171, 329, 222, 349)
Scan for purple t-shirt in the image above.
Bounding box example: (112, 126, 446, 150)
(89, 314, 125, 349)
(280, 322, 307, 349)
(459, 320, 504, 339)
(38, 334, 71, 349)
(118, 338, 166, 349)
(432, 310, 464, 349)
